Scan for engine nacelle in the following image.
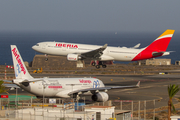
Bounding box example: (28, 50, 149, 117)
(21, 80, 29, 87)
(67, 54, 81, 61)
(91, 92, 109, 102)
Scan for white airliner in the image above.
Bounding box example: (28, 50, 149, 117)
(32, 29, 175, 68)
(10, 45, 140, 102)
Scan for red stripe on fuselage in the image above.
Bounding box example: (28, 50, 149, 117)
(132, 37, 171, 61)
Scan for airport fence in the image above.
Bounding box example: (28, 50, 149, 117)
(3, 108, 116, 120)
(111, 100, 156, 120)
(0, 97, 160, 120)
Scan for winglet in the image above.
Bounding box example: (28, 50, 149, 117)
(102, 44, 108, 49)
(132, 43, 141, 48)
(136, 81, 140, 87)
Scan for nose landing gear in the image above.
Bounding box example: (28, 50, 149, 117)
(45, 54, 48, 61)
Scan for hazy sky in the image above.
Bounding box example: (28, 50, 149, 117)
(0, 0, 179, 33)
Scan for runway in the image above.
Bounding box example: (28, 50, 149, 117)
(6, 74, 180, 109)
(100, 74, 180, 108)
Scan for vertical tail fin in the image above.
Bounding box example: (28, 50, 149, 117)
(132, 29, 175, 61)
(144, 29, 175, 52)
(11, 45, 33, 79)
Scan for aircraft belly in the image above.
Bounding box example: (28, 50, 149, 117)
(109, 53, 136, 61)
(22, 84, 61, 97)
(55, 90, 71, 98)
(46, 48, 68, 56)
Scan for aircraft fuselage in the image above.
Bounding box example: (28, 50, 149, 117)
(13, 77, 104, 98)
(32, 42, 142, 61)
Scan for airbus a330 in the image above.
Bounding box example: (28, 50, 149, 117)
(32, 29, 175, 68)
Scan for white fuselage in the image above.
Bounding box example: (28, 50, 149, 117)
(32, 42, 143, 61)
(13, 77, 104, 98)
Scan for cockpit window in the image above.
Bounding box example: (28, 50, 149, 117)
(36, 44, 39, 46)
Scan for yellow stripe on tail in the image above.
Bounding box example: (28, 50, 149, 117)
(158, 29, 175, 38)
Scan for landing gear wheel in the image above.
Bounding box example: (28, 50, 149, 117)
(102, 65, 107, 68)
(96, 65, 100, 69)
(92, 62, 96, 66)
(45, 58, 48, 61)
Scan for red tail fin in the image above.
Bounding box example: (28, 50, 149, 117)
(132, 29, 175, 61)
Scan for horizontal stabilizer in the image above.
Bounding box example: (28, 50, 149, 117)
(20, 79, 44, 84)
(152, 51, 174, 57)
(4, 84, 20, 88)
(152, 52, 165, 57)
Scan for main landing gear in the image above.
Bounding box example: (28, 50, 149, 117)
(91, 61, 107, 69)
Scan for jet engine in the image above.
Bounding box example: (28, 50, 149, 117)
(21, 82, 29, 87)
(21, 80, 30, 87)
(67, 54, 82, 61)
(91, 92, 109, 102)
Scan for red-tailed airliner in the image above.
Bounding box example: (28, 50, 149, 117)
(9, 45, 140, 102)
(32, 29, 175, 68)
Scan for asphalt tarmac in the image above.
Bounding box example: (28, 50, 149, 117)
(6, 74, 180, 109)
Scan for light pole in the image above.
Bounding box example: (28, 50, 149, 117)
(70, 84, 75, 111)
(15, 87, 18, 110)
(42, 81, 47, 117)
(42, 81, 48, 108)
(42, 83, 45, 109)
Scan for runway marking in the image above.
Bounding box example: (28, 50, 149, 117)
(140, 86, 153, 89)
(126, 92, 136, 94)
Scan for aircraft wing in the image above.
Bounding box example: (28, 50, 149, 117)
(81, 44, 108, 59)
(68, 81, 140, 96)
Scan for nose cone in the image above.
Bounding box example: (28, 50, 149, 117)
(32, 45, 36, 50)
(32, 44, 40, 52)
(32, 43, 45, 54)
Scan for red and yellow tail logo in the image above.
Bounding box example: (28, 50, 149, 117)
(148, 29, 175, 52)
(157, 29, 175, 40)
(132, 29, 175, 61)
